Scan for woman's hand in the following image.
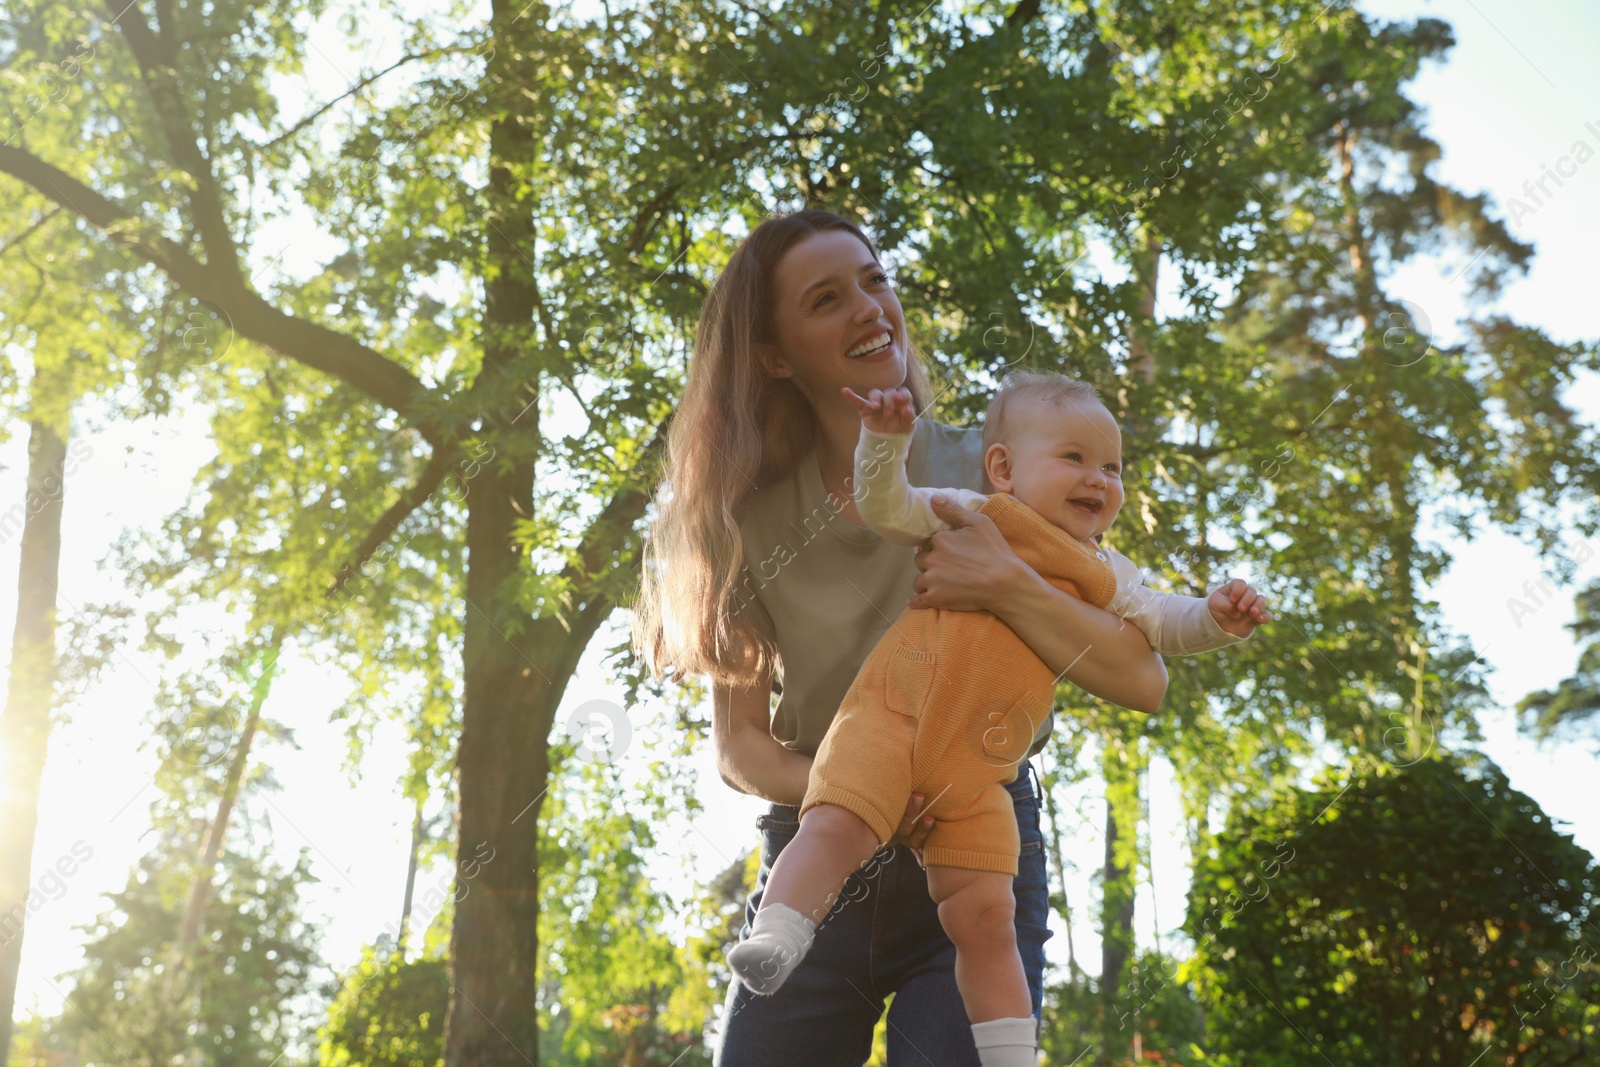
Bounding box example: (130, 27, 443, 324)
(911, 498, 1168, 711)
(886, 791, 936, 869)
(906, 496, 1027, 612)
(841, 385, 916, 435)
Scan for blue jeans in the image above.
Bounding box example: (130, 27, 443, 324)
(714, 761, 1053, 1066)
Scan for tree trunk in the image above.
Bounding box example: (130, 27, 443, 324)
(1101, 227, 1160, 1067)
(444, 3, 553, 1061)
(169, 639, 283, 970)
(0, 417, 69, 1064)
(1098, 732, 1142, 1066)
(447, 477, 631, 1067)
(447, 462, 547, 1067)
(1338, 123, 1426, 757)
(1116, 231, 1162, 444)
(1098, 787, 1135, 983)
(1126, 231, 1162, 387)
(1041, 767, 1083, 981)
(441, 34, 662, 1042)
(397, 796, 427, 957)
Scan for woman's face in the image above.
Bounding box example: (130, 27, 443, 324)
(761, 229, 908, 405)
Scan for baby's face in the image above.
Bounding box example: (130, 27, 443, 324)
(986, 398, 1124, 542)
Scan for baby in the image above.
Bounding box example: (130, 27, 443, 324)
(725, 371, 1271, 1067)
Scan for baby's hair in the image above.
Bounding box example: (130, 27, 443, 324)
(981, 369, 1104, 460)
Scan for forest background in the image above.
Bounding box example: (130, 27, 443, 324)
(2, 0, 1599, 1064)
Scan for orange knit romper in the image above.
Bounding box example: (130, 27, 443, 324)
(799, 493, 1118, 876)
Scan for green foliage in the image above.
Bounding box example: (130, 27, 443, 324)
(1043, 953, 1206, 1066)
(308, 743, 750, 1067)
(1519, 579, 1600, 750)
(535, 742, 723, 1066)
(4, 0, 1600, 1061)
(4, 1014, 54, 1067)
(1185, 755, 1600, 1065)
(30, 815, 322, 1067)
(319, 949, 449, 1067)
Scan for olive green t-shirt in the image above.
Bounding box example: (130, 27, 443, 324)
(734, 418, 1055, 760)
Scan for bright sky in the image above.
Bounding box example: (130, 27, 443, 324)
(2, 0, 1598, 1043)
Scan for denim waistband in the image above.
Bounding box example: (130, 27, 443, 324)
(761, 758, 1041, 822)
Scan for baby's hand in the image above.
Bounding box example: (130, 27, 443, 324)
(841, 386, 915, 435)
(1208, 578, 1272, 638)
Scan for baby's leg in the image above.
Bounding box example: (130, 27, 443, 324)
(762, 802, 884, 925)
(725, 802, 881, 995)
(926, 865, 1036, 1067)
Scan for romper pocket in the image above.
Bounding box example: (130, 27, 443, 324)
(883, 641, 936, 720)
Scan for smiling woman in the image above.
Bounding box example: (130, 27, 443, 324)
(751, 228, 921, 521)
(631, 209, 1170, 1066)
(631, 214, 938, 693)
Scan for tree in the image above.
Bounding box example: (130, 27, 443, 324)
(32, 813, 322, 1067)
(165, 638, 287, 999)
(1185, 754, 1600, 1065)
(1519, 580, 1600, 750)
(0, 2, 1369, 1060)
(10, 3, 1598, 1062)
(320, 950, 451, 1067)
(1047, 11, 1600, 1059)
(534, 742, 721, 1066)
(15, 618, 324, 1066)
(0, 390, 69, 1064)
(1041, 949, 1205, 1066)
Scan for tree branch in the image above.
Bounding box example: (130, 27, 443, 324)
(1005, 0, 1043, 29)
(622, 180, 683, 257)
(0, 206, 63, 259)
(258, 46, 469, 152)
(0, 144, 440, 434)
(651, 268, 707, 298)
(327, 444, 459, 598)
(724, 0, 785, 38)
(154, 0, 179, 60)
(107, 0, 243, 287)
(552, 413, 673, 614)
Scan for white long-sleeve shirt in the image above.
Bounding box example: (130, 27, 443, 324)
(854, 424, 1245, 657)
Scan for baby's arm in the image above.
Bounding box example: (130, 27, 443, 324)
(1102, 549, 1250, 656)
(853, 425, 987, 546)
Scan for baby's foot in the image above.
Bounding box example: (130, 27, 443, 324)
(725, 902, 815, 995)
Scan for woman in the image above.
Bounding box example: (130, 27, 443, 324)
(632, 209, 1167, 1065)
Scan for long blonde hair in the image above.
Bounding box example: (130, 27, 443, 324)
(631, 209, 935, 687)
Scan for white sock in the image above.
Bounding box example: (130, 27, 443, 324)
(971, 1016, 1037, 1067)
(724, 902, 815, 995)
